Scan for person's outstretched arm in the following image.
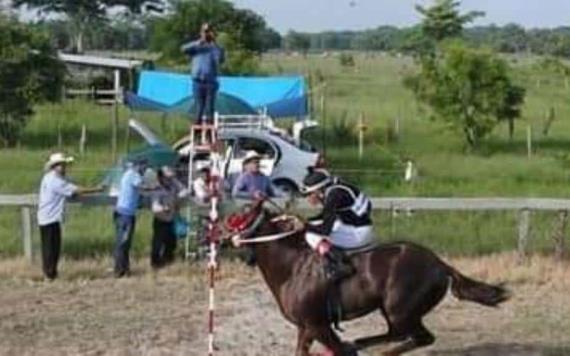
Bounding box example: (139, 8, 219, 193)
(75, 186, 104, 195)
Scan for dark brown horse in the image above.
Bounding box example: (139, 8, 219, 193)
(225, 206, 510, 356)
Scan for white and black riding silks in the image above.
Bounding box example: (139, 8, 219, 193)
(306, 178, 374, 249)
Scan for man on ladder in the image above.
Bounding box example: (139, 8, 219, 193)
(181, 22, 225, 125)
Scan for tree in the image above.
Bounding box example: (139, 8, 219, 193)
(416, 0, 484, 43)
(0, 16, 65, 146)
(12, 0, 163, 52)
(260, 27, 282, 51)
(149, 0, 271, 74)
(284, 31, 310, 56)
(404, 43, 525, 149)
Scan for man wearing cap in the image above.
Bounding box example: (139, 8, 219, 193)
(37, 153, 102, 280)
(301, 169, 374, 282)
(181, 22, 225, 124)
(150, 166, 189, 269)
(231, 151, 276, 200)
(113, 159, 150, 278)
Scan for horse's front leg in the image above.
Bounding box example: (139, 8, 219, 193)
(310, 325, 357, 356)
(295, 326, 314, 356)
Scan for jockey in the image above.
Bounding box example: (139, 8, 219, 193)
(301, 169, 374, 281)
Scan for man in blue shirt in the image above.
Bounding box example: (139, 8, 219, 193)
(113, 159, 149, 278)
(181, 23, 225, 124)
(38, 153, 102, 280)
(232, 151, 276, 200)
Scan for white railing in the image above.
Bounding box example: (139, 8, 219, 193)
(1, 195, 568, 262)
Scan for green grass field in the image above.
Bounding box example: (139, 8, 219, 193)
(1, 53, 569, 259)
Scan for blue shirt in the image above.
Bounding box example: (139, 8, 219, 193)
(231, 172, 276, 200)
(37, 170, 78, 226)
(181, 40, 225, 82)
(115, 168, 143, 216)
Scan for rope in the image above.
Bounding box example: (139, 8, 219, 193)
(232, 228, 300, 245)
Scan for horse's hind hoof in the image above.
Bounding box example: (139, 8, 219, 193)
(343, 343, 358, 356)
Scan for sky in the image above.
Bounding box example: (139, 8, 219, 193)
(3, 0, 570, 33)
(230, 0, 570, 33)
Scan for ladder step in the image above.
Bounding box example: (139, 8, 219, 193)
(191, 124, 217, 131)
(192, 144, 214, 152)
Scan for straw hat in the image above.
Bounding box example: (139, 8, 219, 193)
(44, 152, 74, 171)
(242, 151, 262, 165)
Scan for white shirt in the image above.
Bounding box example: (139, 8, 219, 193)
(192, 177, 211, 204)
(37, 170, 78, 226)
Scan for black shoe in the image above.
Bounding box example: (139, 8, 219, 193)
(114, 269, 130, 278)
(324, 247, 355, 282)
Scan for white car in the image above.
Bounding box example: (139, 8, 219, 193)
(129, 118, 323, 196)
(174, 127, 323, 196)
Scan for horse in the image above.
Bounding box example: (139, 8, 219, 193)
(223, 205, 510, 356)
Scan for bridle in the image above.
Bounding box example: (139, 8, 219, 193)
(224, 206, 302, 246)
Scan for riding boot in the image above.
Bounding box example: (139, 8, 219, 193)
(324, 246, 355, 283)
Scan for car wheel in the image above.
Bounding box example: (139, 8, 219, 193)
(273, 179, 299, 200)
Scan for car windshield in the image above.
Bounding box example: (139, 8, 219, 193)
(234, 137, 276, 159)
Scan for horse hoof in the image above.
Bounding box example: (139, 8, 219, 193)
(343, 343, 358, 356)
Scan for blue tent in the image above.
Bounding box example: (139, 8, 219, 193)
(125, 70, 308, 118)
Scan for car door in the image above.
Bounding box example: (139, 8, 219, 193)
(226, 136, 277, 178)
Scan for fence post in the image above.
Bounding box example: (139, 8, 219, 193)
(20, 206, 33, 262)
(552, 210, 568, 262)
(111, 100, 119, 163)
(517, 209, 530, 263)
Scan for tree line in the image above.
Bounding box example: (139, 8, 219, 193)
(284, 25, 570, 57)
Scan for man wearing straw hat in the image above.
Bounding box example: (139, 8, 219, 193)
(231, 151, 276, 200)
(37, 152, 102, 280)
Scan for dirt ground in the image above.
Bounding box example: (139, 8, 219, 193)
(1, 253, 570, 356)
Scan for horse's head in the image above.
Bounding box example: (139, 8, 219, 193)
(223, 201, 303, 248)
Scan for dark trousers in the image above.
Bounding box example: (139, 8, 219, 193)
(39, 222, 61, 279)
(193, 80, 218, 124)
(151, 218, 177, 269)
(113, 212, 136, 276)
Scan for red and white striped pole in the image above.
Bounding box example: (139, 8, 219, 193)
(207, 131, 222, 356)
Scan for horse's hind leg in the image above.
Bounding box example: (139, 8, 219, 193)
(353, 308, 406, 350)
(353, 333, 406, 351)
(382, 320, 435, 355)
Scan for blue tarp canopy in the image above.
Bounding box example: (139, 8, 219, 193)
(125, 70, 308, 118)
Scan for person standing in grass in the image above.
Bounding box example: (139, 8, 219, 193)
(181, 22, 225, 124)
(37, 152, 102, 280)
(150, 166, 189, 269)
(113, 158, 152, 278)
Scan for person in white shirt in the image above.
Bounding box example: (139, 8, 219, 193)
(37, 153, 102, 280)
(192, 161, 213, 205)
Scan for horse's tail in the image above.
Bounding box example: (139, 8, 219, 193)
(445, 263, 510, 307)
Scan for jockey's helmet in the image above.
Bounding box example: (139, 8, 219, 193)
(301, 169, 332, 195)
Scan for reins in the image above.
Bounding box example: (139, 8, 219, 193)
(231, 213, 303, 246)
(232, 228, 300, 245)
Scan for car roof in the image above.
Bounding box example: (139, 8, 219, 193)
(219, 128, 294, 145)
